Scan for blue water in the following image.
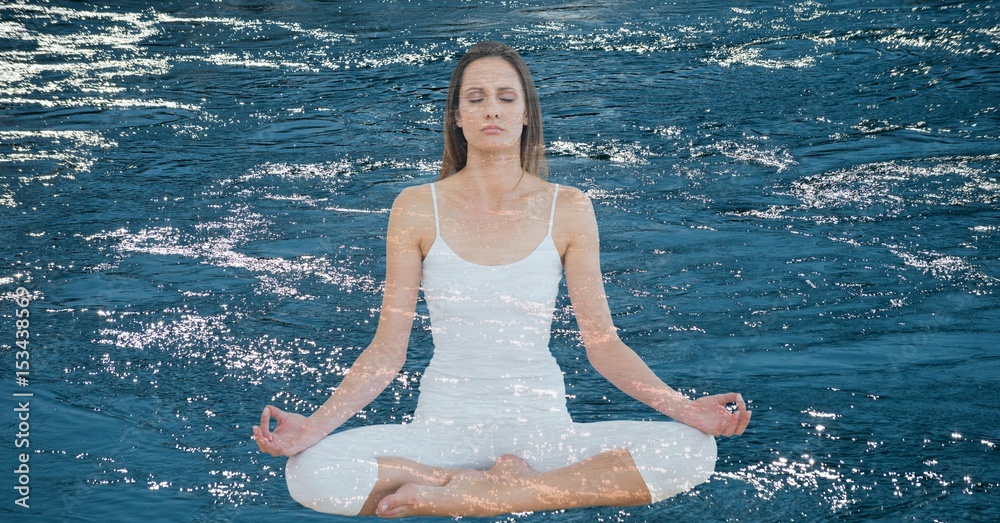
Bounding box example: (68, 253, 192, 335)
(2, 1, 998, 521)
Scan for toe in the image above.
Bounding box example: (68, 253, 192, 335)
(376, 484, 419, 518)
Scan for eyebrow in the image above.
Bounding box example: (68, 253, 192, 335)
(462, 86, 520, 94)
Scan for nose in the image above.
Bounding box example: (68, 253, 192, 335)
(485, 99, 501, 118)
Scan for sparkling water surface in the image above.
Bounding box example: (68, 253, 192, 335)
(2, 1, 998, 521)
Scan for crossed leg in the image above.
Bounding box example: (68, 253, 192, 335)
(368, 449, 653, 518)
(287, 420, 714, 516)
(357, 457, 459, 515)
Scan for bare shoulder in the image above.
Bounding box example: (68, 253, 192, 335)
(390, 184, 436, 223)
(554, 184, 597, 228)
(392, 183, 433, 210)
(555, 184, 592, 208)
(552, 184, 599, 255)
(388, 183, 435, 253)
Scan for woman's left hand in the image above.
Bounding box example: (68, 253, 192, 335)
(677, 393, 752, 437)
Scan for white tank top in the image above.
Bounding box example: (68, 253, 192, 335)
(416, 183, 569, 424)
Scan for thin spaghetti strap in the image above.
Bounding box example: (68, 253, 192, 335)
(430, 183, 440, 235)
(547, 183, 559, 235)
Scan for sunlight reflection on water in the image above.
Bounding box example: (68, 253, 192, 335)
(2, 0, 997, 521)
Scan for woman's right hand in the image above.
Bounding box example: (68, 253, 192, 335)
(252, 405, 327, 457)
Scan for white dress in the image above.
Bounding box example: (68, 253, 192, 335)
(285, 183, 716, 515)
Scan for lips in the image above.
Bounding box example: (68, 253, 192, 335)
(481, 125, 504, 133)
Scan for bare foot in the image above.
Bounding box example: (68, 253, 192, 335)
(375, 455, 535, 518)
(358, 457, 463, 515)
(374, 472, 486, 518)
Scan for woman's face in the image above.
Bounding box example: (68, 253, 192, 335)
(456, 56, 527, 154)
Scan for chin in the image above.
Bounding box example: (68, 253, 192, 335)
(472, 137, 520, 151)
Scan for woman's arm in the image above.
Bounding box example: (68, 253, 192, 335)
(558, 187, 750, 437)
(254, 186, 429, 456)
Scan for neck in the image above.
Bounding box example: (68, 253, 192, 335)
(457, 150, 526, 198)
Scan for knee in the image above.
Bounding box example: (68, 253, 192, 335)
(284, 455, 315, 509)
(283, 452, 380, 516)
(637, 439, 717, 504)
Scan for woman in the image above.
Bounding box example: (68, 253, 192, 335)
(253, 41, 751, 518)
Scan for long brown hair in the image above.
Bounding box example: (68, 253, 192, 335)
(440, 41, 547, 180)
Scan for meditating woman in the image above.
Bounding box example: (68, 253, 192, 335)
(253, 40, 751, 518)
